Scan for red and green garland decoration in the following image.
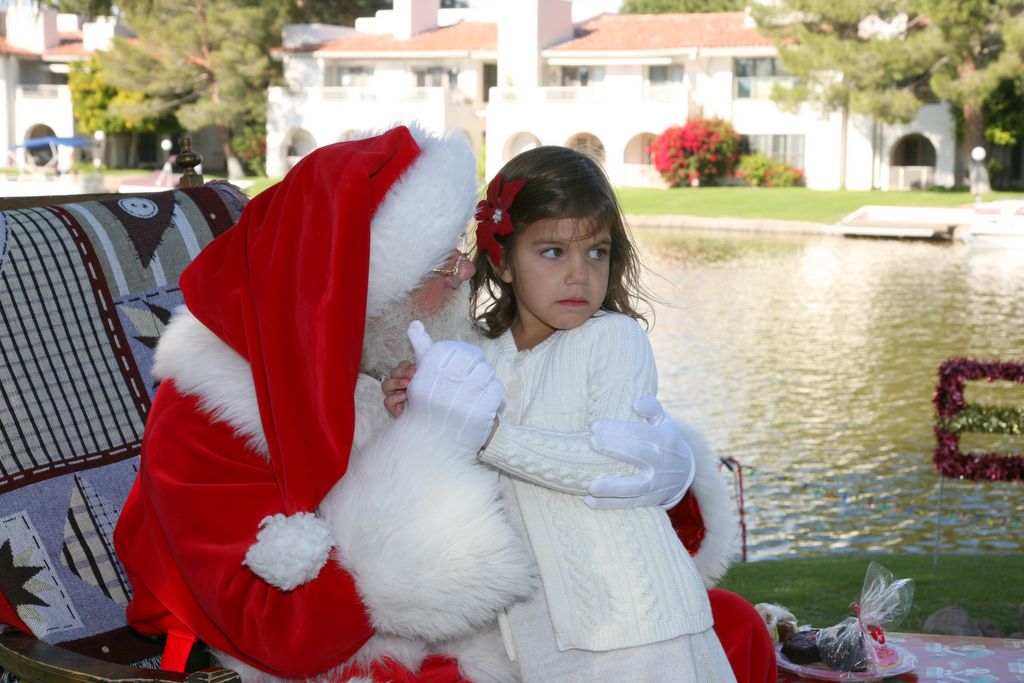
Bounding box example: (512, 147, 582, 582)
(933, 358, 1024, 482)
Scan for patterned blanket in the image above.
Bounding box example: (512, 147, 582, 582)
(0, 183, 246, 664)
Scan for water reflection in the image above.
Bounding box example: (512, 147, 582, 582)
(638, 228, 1024, 560)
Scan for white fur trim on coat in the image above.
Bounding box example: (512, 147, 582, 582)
(242, 512, 334, 591)
(678, 422, 740, 587)
(438, 625, 519, 683)
(211, 651, 372, 683)
(321, 411, 537, 644)
(156, 311, 535, 665)
(154, 306, 269, 457)
(365, 124, 478, 319)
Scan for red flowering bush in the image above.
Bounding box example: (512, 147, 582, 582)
(650, 119, 741, 187)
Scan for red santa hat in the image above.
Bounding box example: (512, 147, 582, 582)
(178, 124, 478, 516)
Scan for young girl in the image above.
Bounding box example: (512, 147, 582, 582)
(388, 146, 734, 682)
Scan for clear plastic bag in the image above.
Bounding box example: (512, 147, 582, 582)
(816, 561, 914, 673)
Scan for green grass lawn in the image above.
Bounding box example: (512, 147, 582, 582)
(221, 179, 1024, 226)
(238, 178, 1023, 223)
(718, 554, 1024, 635)
(616, 187, 1023, 225)
(240, 176, 279, 196)
(1, 167, 143, 177)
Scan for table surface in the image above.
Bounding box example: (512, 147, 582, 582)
(777, 632, 1024, 682)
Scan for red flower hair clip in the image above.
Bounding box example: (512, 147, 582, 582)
(475, 174, 526, 266)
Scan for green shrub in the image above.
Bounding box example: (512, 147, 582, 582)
(230, 119, 267, 177)
(736, 153, 805, 187)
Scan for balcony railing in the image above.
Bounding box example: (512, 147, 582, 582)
(491, 85, 687, 105)
(319, 87, 377, 102)
(273, 86, 474, 106)
(890, 165, 935, 190)
(16, 84, 69, 100)
(734, 76, 798, 100)
(644, 85, 687, 103)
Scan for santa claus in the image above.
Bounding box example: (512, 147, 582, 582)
(114, 125, 774, 683)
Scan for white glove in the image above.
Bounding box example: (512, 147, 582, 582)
(585, 396, 695, 510)
(404, 320, 503, 452)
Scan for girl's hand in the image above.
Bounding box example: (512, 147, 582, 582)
(382, 360, 416, 417)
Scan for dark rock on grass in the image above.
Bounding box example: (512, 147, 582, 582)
(923, 606, 982, 637)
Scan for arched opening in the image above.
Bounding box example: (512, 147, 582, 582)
(890, 134, 937, 190)
(565, 132, 605, 163)
(285, 128, 317, 169)
(25, 124, 56, 167)
(503, 132, 541, 162)
(622, 132, 662, 187)
(337, 130, 361, 142)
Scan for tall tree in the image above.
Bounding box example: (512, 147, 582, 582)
(752, 0, 943, 188)
(43, 0, 386, 23)
(97, 0, 281, 178)
(914, 0, 1024, 194)
(283, 0, 388, 27)
(42, 0, 115, 19)
(621, 0, 742, 11)
(68, 56, 176, 166)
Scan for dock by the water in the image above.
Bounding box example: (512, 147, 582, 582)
(829, 205, 974, 240)
(629, 204, 978, 242)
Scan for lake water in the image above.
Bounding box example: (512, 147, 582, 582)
(636, 228, 1024, 561)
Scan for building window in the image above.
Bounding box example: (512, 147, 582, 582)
(415, 66, 458, 88)
(741, 134, 805, 169)
(327, 66, 369, 87)
(648, 65, 683, 85)
(561, 66, 604, 87)
(483, 63, 497, 102)
(734, 57, 792, 99)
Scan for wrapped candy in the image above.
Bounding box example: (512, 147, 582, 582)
(815, 562, 914, 673)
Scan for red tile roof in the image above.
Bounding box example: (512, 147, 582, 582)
(290, 12, 771, 55)
(0, 34, 90, 57)
(0, 38, 37, 56)
(297, 20, 496, 53)
(46, 38, 89, 57)
(550, 12, 772, 51)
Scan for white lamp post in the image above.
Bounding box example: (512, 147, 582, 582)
(158, 138, 174, 186)
(970, 146, 986, 204)
(93, 130, 105, 171)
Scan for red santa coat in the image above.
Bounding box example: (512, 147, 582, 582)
(115, 126, 535, 682)
(116, 382, 373, 676)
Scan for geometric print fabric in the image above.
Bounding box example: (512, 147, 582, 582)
(61, 475, 132, 607)
(0, 184, 243, 646)
(0, 187, 237, 496)
(0, 511, 82, 639)
(0, 203, 146, 494)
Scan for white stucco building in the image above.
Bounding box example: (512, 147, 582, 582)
(268, 0, 958, 191)
(0, 3, 226, 173)
(0, 5, 94, 170)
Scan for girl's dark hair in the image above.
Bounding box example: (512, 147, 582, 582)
(471, 145, 654, 338)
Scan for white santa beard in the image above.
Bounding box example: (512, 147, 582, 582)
(360, 284, 475, 379)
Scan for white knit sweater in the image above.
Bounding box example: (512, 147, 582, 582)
(479, 312, 713, 653)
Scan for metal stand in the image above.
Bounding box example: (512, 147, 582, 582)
(721, 457, 747, 562)
(932, 474, 944, 568)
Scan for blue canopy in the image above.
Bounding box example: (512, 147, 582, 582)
(9, 136, 96, 150)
